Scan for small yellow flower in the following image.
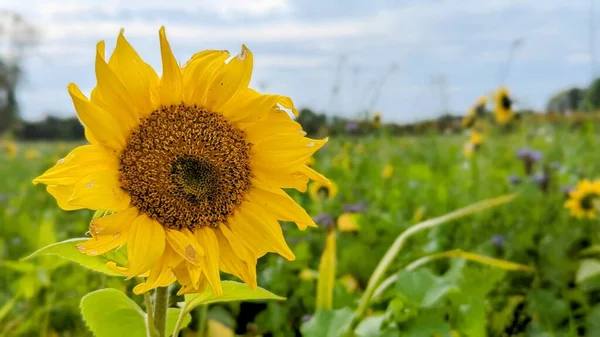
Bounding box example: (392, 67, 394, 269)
(33, 27, 329, 295)
(299, 268, 318, 280)
(564, 179, 600, 219)
(470, 130, 484, 146)
(337, 213, 360, 232)
(494, 87, 515, 125)
(373, 112, 382, 128)
(461, 114, 476, 128)
(340, 274, 359, 293)
(382, 164, 393, 179)
(309, 181, 338, 201)
(463, 142, 476, 158)
(1, 140, 17, 159)
(25, 148, 41, 159)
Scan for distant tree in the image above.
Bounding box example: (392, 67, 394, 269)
(580, 77, 600, 112)
(295, 108, 327, 137)
(0, 11, 40, 135)
(546, 87, 586, 114)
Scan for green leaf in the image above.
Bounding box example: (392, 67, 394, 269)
(167, 308, 190, 336)
(80, 288, 147, 337)
(181, 281, 285, 316)
(355, 315, 397, 337)
(395, 269, 455, 307)
(456, 298, 486, 337)
(395, 269, 437, 305)
(587, 305, 600, 336)
(23, 238, 127, 276)
(576, 259, 600, 283)
(399, 311, 451, 337)
(301, 308, 354, 337)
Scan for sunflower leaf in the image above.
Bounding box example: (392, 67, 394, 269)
(80, 288, 147, 337)
(23, 238, 127, 276)
(180, 281, 285, 316)
(167, 308, 191, 334)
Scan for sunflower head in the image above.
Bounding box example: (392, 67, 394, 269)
(382, 164, 394, 179)
(33, 27, 329, 295)
(1, 140, 17, 159)
(309, 181, 338, 201)
(373, 112, 382, 128)
(564, 179, 600, 219)
(25, 148, 41, 160)
(494, 87, 514, 125)
(462, 114, 476, 129)
(469, 130, 484, 146)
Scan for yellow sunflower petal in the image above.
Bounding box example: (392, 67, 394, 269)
(194, 227, 222, 296)
(158, 27, 182, 106)
(68, 83, 126, 151)
(89, 207, 138, 236)
(247, 187, 316, 230)
(46, 185, 81, 211)
(76, 233, 127, 256)
(243, 110, 303, 143)
(127, 214, 166, 277)
(108, 29, 160, 117)
(165, 228, 204, 266)
(33, 145, 118, 186)
(94, 42, 139, 131)
(205, 45, 253, 112)
(182, 50, 230, 106)
(231, 203, 295, 261)
(133, 244, 179, 294)
(68, 171, 131, 211)
(215, 227, 257, 287)
(224, 90, 297, 125)
(253, 171, 310, 192)
(298, 166, 330, 185)
(252, 135, 328, 170)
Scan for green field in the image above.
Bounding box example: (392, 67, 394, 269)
(2, 118, 600, 337)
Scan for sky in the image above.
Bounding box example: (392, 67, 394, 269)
(0, 0, 598, 123)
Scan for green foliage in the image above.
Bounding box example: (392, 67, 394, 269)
(80, 288, 147, 337)
(580, 77, 600, 112)
(2, 119, 600, 336)
(300, 308, 354, 337)
(181, 281, 285, 316)
(24, 238, 128, 276)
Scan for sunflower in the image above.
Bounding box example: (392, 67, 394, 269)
(373, 112, 382, 128)
(469, 130, 483, 146)
(33, 27, 329, 295)
(1, 140, 17, 159)
(494, 87, 515, 125)
(461, 114, 476, 129)
(564, 179, 600, 219)
(309, 181, 338, 201)
(381, 164, 393, 179)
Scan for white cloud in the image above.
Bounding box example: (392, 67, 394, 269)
(567, 52, 591, 64)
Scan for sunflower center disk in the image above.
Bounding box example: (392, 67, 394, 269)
(119, 104, 252, 230)
(581, 193, 599, 210)
(501, 95, 512, 110)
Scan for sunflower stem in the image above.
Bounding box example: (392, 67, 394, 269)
(154, 287, 169, 337)
(143, 291, 157, 337)
(197, 305, 208, 337)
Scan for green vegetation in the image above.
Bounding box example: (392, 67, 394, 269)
(1, 117, 600, 336)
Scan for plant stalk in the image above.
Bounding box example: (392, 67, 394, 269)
(197, 305, 208, 337)
(347, 194, 517, 332)
(154, 287, 169, 337)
